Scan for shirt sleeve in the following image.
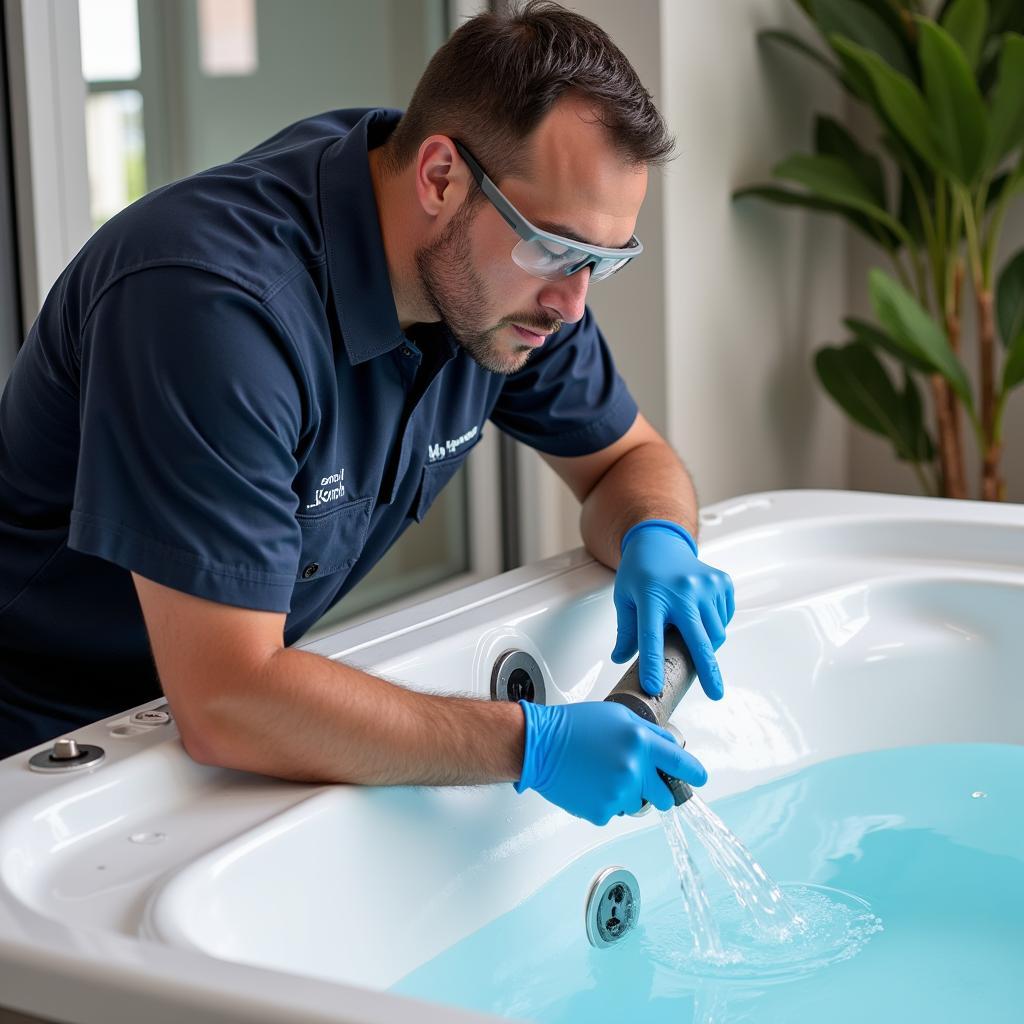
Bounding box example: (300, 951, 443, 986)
(68, 267, 306, 612)
(487, 306, 638, 456)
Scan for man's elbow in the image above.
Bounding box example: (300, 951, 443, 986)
(177, 725, 221, 767)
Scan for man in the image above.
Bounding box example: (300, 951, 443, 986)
(0, 2, 733, 825)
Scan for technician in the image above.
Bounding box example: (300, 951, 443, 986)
(0, 2, 733, 825)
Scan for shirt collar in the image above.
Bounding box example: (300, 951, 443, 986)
(320, 108, 408, 366)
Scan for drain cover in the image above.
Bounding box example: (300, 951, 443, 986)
(585, 866, 640, 948)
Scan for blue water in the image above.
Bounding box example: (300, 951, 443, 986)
(390, 744, 1024, 1022)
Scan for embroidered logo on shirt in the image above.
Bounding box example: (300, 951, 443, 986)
(305, 469, 345, 510)
(427, 425, 478, 463)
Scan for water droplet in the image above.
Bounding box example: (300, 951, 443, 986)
(129, 831, 166, 845)
(971, 790, 987, 799)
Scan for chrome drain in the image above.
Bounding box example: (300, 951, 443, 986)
(491, 649, 546, 704)
(585, 867, 640, 948)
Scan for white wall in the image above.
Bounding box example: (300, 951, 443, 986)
(520, 0, 850, 561)
(660, 0, 848, 505)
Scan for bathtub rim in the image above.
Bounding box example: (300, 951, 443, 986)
(1, 487, 1023, 1024)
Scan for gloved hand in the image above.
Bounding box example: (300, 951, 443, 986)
(514, 698, 707, 826)
(611, 519, 734, 700)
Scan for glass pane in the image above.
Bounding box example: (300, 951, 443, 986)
(79, 0, 141, 82)
(84, 91, 146, 228)
(197, 0, 259, 77)
(161, 0, 446, 184)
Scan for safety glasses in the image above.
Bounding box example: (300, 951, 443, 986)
(453, 139, 643, 283)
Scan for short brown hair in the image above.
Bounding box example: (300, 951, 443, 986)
(381, 0, 674, 181)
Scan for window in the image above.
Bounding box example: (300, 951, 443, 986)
(79, 0, 147, 228)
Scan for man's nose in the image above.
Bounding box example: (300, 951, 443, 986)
(538, 266, 591, 325)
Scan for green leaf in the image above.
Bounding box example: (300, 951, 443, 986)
(857, 0, 914, 46)
(1003, 331, 1024, 391)
(990, 0, 1024, 36)
(868, 267, 975, 411)
(996, 248, 1024, 348)
(978, 34, 1004, 97)
(831, 36, 947, 175)
(917, 18, 988, 183)
(941, 0, 988, 70)
(815, 341, 933, 461)
(772, 153, 912, 245)
(897, 369, 936, 462)
(758, 30, 840, 79)
(814, 115, 887, 208)
(844, 316, 935, 373)
(985, 34, 1024, 168)
(732, 186, 901, 247)
(897, 168, 927, 247)
(812, 0, 916, 79)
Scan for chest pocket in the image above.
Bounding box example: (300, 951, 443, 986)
(411, 435, 482, 523)
(294, 496, 374, 582)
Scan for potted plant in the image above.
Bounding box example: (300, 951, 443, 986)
(735, 0, 1024, 499)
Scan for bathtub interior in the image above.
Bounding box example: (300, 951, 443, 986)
(0, 493, 1022, 1015)
(136, 510, 1024, 991)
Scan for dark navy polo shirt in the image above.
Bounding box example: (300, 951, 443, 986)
(0, 107, 638, 757)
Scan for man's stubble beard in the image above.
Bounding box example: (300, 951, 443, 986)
(415, 197, 536, 376)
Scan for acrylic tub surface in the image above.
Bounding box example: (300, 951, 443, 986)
(0, 490, 1021, 1023)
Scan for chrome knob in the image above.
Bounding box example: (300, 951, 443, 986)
(51, 738, 81, 761)
(28, 737, 106, 773)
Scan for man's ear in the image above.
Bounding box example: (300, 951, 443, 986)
(414, 135, 470, 218)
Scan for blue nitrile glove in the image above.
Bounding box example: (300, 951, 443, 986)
(611, 519, 734, 700)
(514, 699, 707, 826)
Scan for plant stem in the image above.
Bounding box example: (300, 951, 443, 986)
(981, 161, 1022, 293)
(929, 373, 965, 498)
(936, 178, 947, 274)
(977, 288, 1001, 500)
(960, 187, 985, 285)
(942, 261, 968, 499)
(960, 186, 1003, 501)
(903, 158, 937, 311)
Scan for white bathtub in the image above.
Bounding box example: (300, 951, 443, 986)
(0, 489, 1021, 1023)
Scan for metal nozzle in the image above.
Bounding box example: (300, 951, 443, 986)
(605, 626, 697, 811)
(659, 765, 694, 807)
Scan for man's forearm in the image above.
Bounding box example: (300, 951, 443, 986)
(579, 440, 699, 569)
(188, 646, 525, 785)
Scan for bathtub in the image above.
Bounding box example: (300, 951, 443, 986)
(0, 489, 1021, 1023)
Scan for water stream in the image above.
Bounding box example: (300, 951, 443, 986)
(658, 801, 727, 960)
(665, 793, 806, 945)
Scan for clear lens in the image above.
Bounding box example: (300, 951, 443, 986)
(589, 256, 630, 282)
(511, 238, 632, 282)
(511, 238, 574, 280)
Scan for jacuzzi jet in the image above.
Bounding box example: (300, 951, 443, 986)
(605, 626, 697, 813)
(491, 650, 547, 705)
(585, 867, 640, 948)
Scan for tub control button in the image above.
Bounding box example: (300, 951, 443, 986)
(29, 738, 106, 773)
(131, 709, 171, 726)
(52, 738, 82, 760)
